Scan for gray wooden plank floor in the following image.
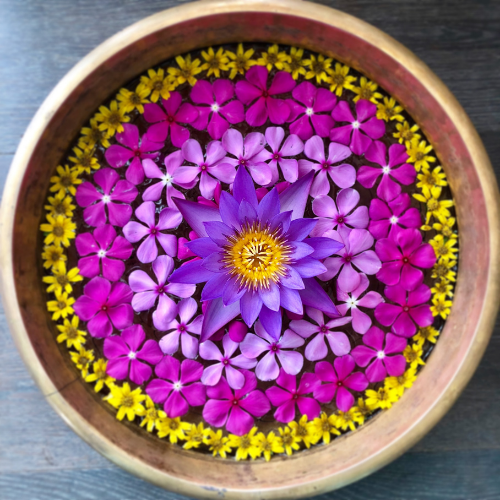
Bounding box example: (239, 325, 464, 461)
(1, 0, 499, 499)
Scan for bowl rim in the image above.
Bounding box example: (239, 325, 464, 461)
(1, 0, 499, 498)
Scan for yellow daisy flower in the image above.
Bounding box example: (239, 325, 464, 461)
(255, 431, 284, 461)
(168, 54, 202, 86)
(42, 245, 67, 269)
(278, 426, 301, 455)
(282, 47, 307, 80)
(377, 97, 404, 122)
(95, 100, 130, 136)
(433, 217, 457, 240)
(157, 416, 190, 443)
(69, 145, 99, 174)
(393, 121, 421, 146)
(416, 166, 448, 194)
(303, 54, 332, 84)
(404, 343, 425, 370)
(226, 43, 257, 79)
(44, 192, 76, 218)
(79, 118, 112, 149)
(326, 63, 357, 96)
(406, 138, 436, 171)
(70, 346, 94, 378)
(43, 262, 83, 294)
(204, 429, 232, 458)
(312, 413, 340, 444)
(351, 397, 372, 423)
(228, 427, 260, 460)
(85, 358, 115, 393)
(116, 86, 149, 114)
(49, 165, 81, 197)
(431, 295, 453, 319)
(385, 367, 417, 397)
(288, 415, 320, 448)
(431, 279, 454, 300)
(137, 68, 175, 103)
(40, 214, 76, 247)
(413, 325, 440, 346)
(413, 186, 454, 224)
(107, 383, 146, 421)
(139, 396, 166, 432)
(365, 387, 398, 410)
(257, 44, 290, 71)
(47, 291, 75, 320)
(183, 422, 208, 450)
(200, 47, 229, 77)
(56, 315, 86, 349)
(352, 76, 383, 103)
(334, 407, 363, 432)
(430, 234, 458, 262)
(432, 259, 457, 282)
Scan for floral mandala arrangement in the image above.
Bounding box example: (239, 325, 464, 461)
(40, 43, 458, 461)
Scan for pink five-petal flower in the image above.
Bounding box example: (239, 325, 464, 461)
(330, 99, 385, 155)
(73, 276, 133, 338)
(240, 320, 304, 381)
(200, 334, 257, 390)
(190, 79, 245, 139)
(103, 324, 163, 385)
(143, 91, 198, 147)
(218, 128, 272, 186)
(266, 369, 321, 423)
(368, 192, 422, 240)
(287, 81, 336, 140)
(129, 255, 195, 331)
(289, 307, 352, 361)
(75, 168, 138, 227)
(358, 141, 416, 201)
(177, 230, 198, 260)
(146, 356, 206, 418)
(311, 188, 369, 237)
(75, 225, 133, 281)
(104, 123, 163, 185)
(203, 370, 270, 436)
(320, 227, 382, 292)
(375, 283, 434, 338)
(298, 136, 355, 198)
(122, 201, 182, 263)
(376, 228, 436, 291)
(351, 326, 407, 382)
(336, 273, 384, 334)
(313, 355, 369, 411)
(235, 65, 296, 127)
(158, 297, 203, 359)
(176, 139, 235, 200)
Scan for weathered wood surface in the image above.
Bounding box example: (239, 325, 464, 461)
(0, 0, 499, 498)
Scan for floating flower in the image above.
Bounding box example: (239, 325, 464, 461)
(266, 369, 321, 423)
(417, 166, 448, 194)
(289, 307, 351, 361)
(122, 201, 182, 263)
(282, 47, 307, 79)
(203, 370, 270, 436)
(44, 191, 76, 218)
(79, 118, 111, 149)
(69, 145, 99, 174)
(375, 283, 433, 338)
(137, 68, 175, 103)
(43, 261, 82, 294)
(146, 356, 206, 418)
(384, 367, 417, 396)
(116, 86, 149, 114)
(413, 325, 440, 346)
(431, 295, 453, 319)
(279, 426, 301, 455)
(288, 415, 320, 448)
(326, 63, 357, 96)
(406, 138, 436, 171)
(200, 47, 229, 77)
(129, 255, 195, 330)
(257, 44, 290, 71)
(190, 79, 245, 139)
(351, 77, 383, 104)
(95, 100, 130, 136)
(240, 320, 304, 381)
(313, 413, 341, 444)
(85, 358, 115, 393)
(107, 382, 146, 421)
(393, 121, 421, 146)
(351, 326, 407, 382)
(235, 66, 296, 126)
(303, 54, 331, 83)
(298, 136, 355, 198)
(168, 54, 202, 86)
(40, 214, 76, 247)
(76, 225, 133, 281)
(226, 43, 257, 79)
(75, 168, 138, 227)
(330, 99, 385, 155)
(413, 186, 453, 224)
(70, 347, 94, 378)
(42, 245, 67, 269)
(183, 422, 208, 449)
(314, 356, 369, 411)
(404, 343, 425, 369)
(365, 387, 398, 410)
(73, 276, 133, 337)
(228, 428, 260, 460)
(140, 396, 167, 432)
(204, 429, 232, 457)
(103, 324, 163, 385)
(376, 97, 404, 122)
(255, 431, 284, 461)
(49, 165, 81, 197)
(430, 234, 458, 262)
(56, 315, 86, 349)
(47, 290, 75, 320)
(143, 91, 198, 146)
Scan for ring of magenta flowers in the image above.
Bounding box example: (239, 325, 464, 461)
(71, 65, 437, 437)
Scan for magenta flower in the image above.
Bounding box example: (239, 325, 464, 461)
(336, 274, 384, 334)
(287, 81, 336, 140)
(235, 66, 296, 126)
(104, 123, 163, 185)
(143, 91, 198, 147)
(228, 320, 247, 343)
(75, 225, 133, 281)
(75, 168, 138, 227)
(200, 334, 257, 389)
(122, 201, 182, 263)
(146, 356, 206, 418)
(376, 228, 436, 290)
(311, 188, 369, 237)
(265, 370, 321, 423)
(203, 370, 270, 436)
(368, 193, 422, 240)
(320, 227, 381, 292)
(174, 139, 235, 200)
(358, 141, 416, 201)
(375, 283, 433, 338)
(289, 307, 352, 361)
(330, 99, 385, 155)
(129, 255, 195, 331)
(298, 136, 355, 198)
(103, 324, 163, 385)
(351, 326, 407, 382)
(74, 276, 133, 338)
(158, 297, 203, 359)
(177, 231, 198, 261)
(313, 356, 369, 411)
(240, 320, 304, 381)
(190, 79, 245, 139)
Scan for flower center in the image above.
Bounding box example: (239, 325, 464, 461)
(402, 257, 409, 264)
(320, 325, 328, 333)
(403, 306, 410, 312)
(352, 121, 360, 129)
(336, 215, 345, 224)
(305, 107, 314, 116)
(389, 215, 399, 224)
(53, 226, 64, 237)
(173, 381, 182, 391)
(162, 173, 173, 186)
(262, 90, 269, 98)
(167, 115, 175, 123)
(273, 153, 280, 160)
(270, 343, 279, 353)
(97, 249, 106, 258)
(346, 297, 358, 309)
(377, 350, 385, 359)
(222, 358, 230, 366)
(382, 165, 391, 175)
(178, 324, 186, 332)
(128, 351, 136, 359)
(102, 195, 111, 204)
(211, 103, 220, 112)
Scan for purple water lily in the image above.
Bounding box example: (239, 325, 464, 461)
(129, 255, 195, 331)
(146, 357, 206, 418)
(298, 136, 356, 198)
(122, 201, 182, 263)
(235, 66, 296, 127)
(73, 276, 133, 337)
(104, 123, 163, 185)
(190, 79, 245, 139)
(168, 167, 343, 342)
(75, 225, 133, 281)
(75, 168, 138, 227)
(103, 324, 163, 385)
(330, 99, 385, 155)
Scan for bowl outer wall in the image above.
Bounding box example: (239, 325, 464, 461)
(0, 1, 499, 498)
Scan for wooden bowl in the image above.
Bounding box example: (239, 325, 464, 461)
(1, 1, 499, 498)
